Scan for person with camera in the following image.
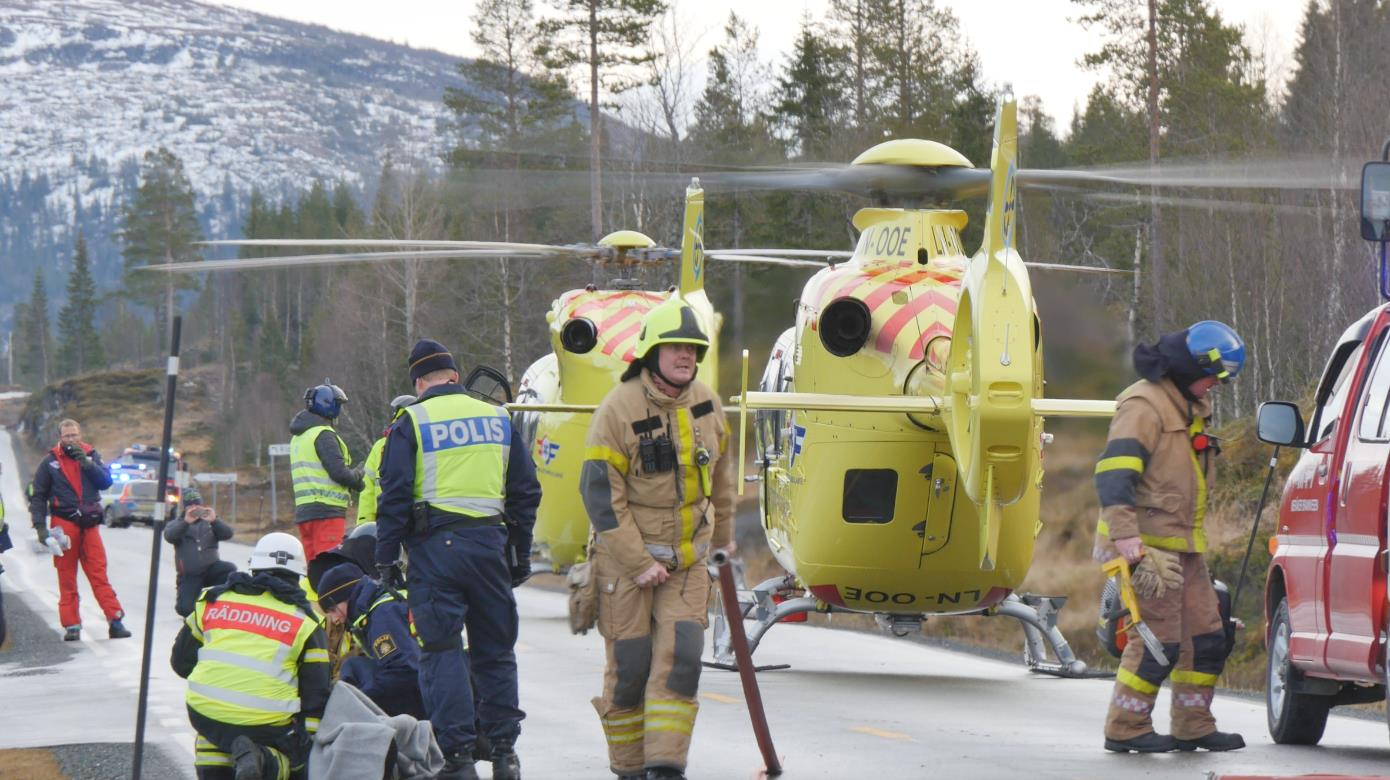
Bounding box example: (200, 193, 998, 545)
(164, 486, 238, 617)
(579, 296, 736, 780)
(29, 418, 129, 641)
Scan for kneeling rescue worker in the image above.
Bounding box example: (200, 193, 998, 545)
(1094, 320, 1247, 753)
(172, 532, 330, 779)
(580, 294, 736, 780)
(375, 339, 540, 780)
(316, 562, 427, 720)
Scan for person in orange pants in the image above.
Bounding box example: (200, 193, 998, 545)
(29, 419, 129, 641)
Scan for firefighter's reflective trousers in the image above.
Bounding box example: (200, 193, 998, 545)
(1106, 552, 1229, 741)
(591, 549, 710, 776)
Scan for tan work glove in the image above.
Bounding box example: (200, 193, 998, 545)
(1131, 547, 1183, 599)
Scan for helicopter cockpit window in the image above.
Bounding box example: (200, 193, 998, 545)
(755, 356, 794, 458)
(843, 469, 897, 524)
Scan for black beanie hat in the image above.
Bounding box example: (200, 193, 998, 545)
(409, 338, 459, 382)
(1133, 329, 1208, 400)
(317, 563, 364, 610)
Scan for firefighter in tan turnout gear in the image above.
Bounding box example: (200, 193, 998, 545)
(1094, 321, 1247, 754)
(580, 295, 736, 780)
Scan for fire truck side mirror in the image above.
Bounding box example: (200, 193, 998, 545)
(1257, 401, 1307, 448)
(1359, 161, 1390, 242)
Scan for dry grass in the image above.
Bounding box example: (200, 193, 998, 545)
(0, 749, 67, 779)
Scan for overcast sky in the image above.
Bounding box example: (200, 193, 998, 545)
(207, 0, 1309, 131)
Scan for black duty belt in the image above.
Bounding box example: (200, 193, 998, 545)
(430, 515, 506, 537)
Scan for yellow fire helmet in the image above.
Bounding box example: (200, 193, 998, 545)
(633, 294, 710, 363)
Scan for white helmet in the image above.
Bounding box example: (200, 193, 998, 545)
(249, 532, 307, 576)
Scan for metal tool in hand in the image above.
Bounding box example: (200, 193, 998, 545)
(1100, 556, 1169, 667)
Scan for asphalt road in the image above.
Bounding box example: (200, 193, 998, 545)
(3, 427, 1390, 779)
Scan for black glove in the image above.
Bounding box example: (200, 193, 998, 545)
(376, 562, 405, 591)
(510, 559, 532, 589)
(61, 442, 86, 462)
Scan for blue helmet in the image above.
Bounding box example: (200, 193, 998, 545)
(304, 380, 348, 419)
(1186, 321, 1245, 383)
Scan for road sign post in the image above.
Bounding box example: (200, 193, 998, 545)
(268, 444, 290, 528)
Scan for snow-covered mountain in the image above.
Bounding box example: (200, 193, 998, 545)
(0, 0, 476, 312)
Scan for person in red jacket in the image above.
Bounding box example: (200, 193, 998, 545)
(29, 419, 130, 641)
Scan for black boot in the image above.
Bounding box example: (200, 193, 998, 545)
(490, 739, 521, 780)
(1176, 731, 1245, 752)
(1103, 731, 1178, 753)
(645, 768, 687, 780)
(438, 751, 480, 780)
(230, 735, 266, 780)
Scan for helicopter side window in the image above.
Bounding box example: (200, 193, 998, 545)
(843, 469, 897, 524)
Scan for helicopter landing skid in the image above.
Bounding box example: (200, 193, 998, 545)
(710, 572, 815, 669)
(997, 593, 1109, 679)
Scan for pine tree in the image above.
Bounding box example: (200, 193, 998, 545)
(121, 146, 203, 347)
(538, 0, 667, 239)
(773, 20, 848, 160)
(446, 0, 576, 159)
(57, 232, 104, 376)
(17, 271, 53, 386)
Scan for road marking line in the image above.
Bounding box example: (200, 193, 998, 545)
(850, 726, 912, 741)
(701, 692, 739, 704)
(160, 717, 185, 729)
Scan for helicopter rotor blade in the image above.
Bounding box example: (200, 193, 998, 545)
(1023, 261, 1130, 276)
(139, 248, 568, 274)
(706, 248, 854, 258)
(200, 238, 588, 254)
(1017, 157, 1360, 192)
(706, 253, 828, 269)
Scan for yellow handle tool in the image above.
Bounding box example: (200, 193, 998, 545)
(1101, 556, 1170, 667)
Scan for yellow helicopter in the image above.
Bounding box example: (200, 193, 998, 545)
(145, 183, 811, 573)
(699, 98, 1127, 677)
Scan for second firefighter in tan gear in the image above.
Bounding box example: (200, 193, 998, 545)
(1093, 322, 1247, 754)
(581, 295, 735, 780)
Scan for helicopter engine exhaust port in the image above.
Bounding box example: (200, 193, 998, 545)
(560, 316, 598, 354)
(818, 297, 873, 357)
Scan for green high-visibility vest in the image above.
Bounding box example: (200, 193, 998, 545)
(355, 436, 387, 524)
(184, 589, 327, 727)
(290, 426, 351, 509)
(405, 393, 509, 518)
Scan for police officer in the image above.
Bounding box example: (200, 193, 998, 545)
(289, 380, 363, 562)
(580, 295, 736, 780)
(355, 395, 416, 527)
(1094, 320, 1247, 753)
(317, 562, 426, 720)
(375, 339, 540, 780)
(171, 532, 330, 779)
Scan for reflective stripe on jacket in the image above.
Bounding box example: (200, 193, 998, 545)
(404, 394, 509, 518)
(1093, 378, 1215, 556)
(291, 426, 351, 509)
(185, 589, 326, 727)
(580, 369, 735, 578)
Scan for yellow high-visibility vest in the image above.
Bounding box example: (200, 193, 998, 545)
(404, 393, 509, 518)
(185, 589, 326, 727)
(290, 425, 351, 509)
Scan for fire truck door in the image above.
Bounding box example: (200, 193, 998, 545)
(1327, 329, 1390, 678)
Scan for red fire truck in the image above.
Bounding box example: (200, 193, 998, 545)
(1254, 157, 1390, 743)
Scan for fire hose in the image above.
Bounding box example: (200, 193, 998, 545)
(711, 549, 782, 777)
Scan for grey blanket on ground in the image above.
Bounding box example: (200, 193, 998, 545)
(309, 681, 443, 780)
